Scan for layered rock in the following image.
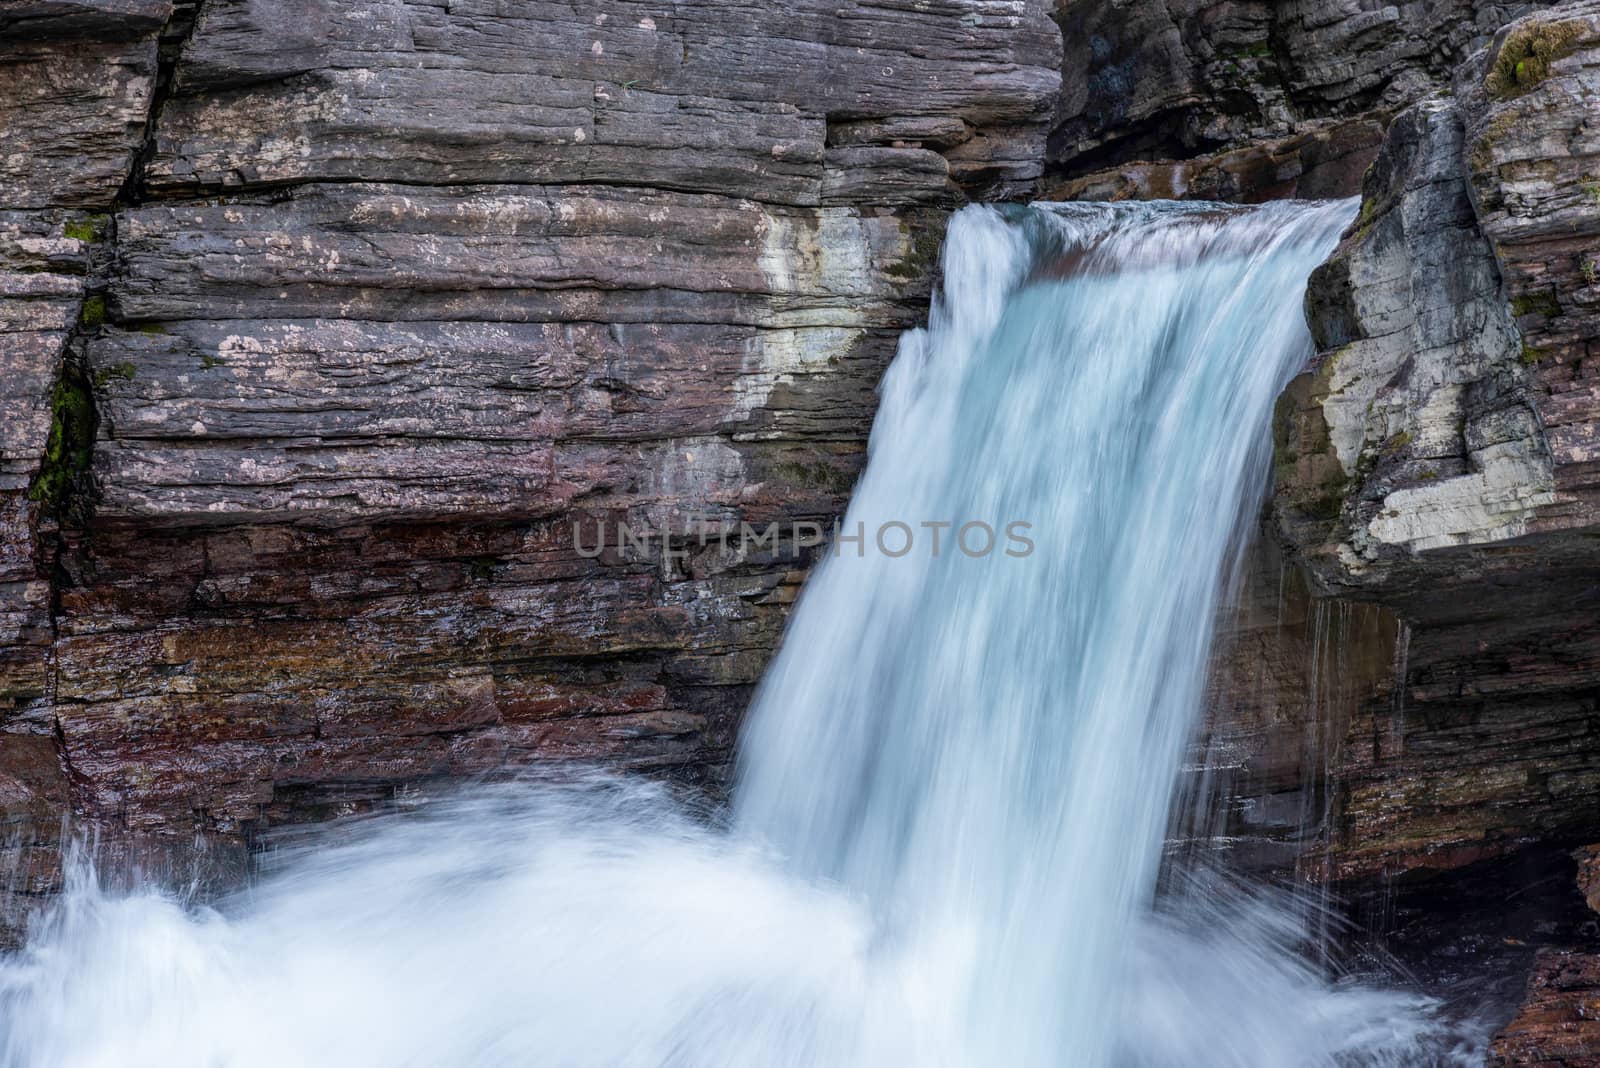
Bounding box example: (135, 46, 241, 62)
(1490, 949, 1600, 1066)
(0, 1, 177, 918)
(1487, 850, 1600, 1065)
(1047, 0, 1549, 200)
(0, 0, 1060, 923)
(1273, 2, 1600, 880)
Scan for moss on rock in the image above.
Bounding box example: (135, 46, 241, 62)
(1511, 290, 1562, 319)
(27, 366, 95, 513)
(61, 213, 109, 243)
(1487, 20, 1583, 99)
(78, 295, 107, 328)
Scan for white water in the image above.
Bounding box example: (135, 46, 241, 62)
(0, 202, 1483, 1067)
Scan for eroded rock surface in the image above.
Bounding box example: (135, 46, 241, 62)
(1047, 0, 1546, 200)
(1490, 947, 1600, 1064)
(1274, 2, 1600, 880)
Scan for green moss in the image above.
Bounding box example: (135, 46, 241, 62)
(93, 361, 136, 388)
(1271, 366, 1352, 524)
(1582, 180, 1600, 205)
(1418, 470, 1440, 481)
(1511, 290, 1561, 318)
(1487, 20, 1583, 98)
(198, 351, 220, 369)
(1381, 430, 1413, 455)
(1582, 258, 1598, 286)
(135, 322, 167, 336)
(1521, 343, 1550, 365)
(78, 295, 107, 328)
(61, 213, 109, 243)
(1469, 112, 1519, 173)
(1350, 195, 1385, 242)
(886, 222, 946, 283)
(26, 368, 95, 511)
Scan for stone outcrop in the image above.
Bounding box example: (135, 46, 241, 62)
(1487, 850, 1600, 1066)
(1046, 0, 1546, 199)
(1273, 2, 1600, 880)
(1489, 949, 1600, 1066)
(0, 0, 1059, 923)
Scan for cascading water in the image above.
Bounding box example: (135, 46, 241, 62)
(0, 202, 1484, 1067)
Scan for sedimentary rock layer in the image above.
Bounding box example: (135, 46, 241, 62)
(1274, 2, 1600, 880)
(1045, 0, 1543, 199)
(0, 0, 1060, 922)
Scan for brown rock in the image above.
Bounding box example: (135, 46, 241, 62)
(1040, 117, 1388, 203)
(0, 0, 1059, 883)
(1489, 948, 1600, 1066)
(1577, 845, 1600, 916)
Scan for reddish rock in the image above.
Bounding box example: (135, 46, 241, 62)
(1490, 949, 1600, 1066)
(1040, 118, 1389, 203)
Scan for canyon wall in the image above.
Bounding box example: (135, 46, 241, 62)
(0, 0, 1059, 920)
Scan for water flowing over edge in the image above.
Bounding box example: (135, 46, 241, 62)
(0, 200, 1487, 1068)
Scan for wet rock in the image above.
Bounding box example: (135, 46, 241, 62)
(0, 734, 70, 944)
(1274, 2, 1600, 881)
(1186, 536, 1404, 875)
(1489, 949, 1600, 1066)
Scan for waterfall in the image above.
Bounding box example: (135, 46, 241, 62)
(0, 202, 1482, 1067)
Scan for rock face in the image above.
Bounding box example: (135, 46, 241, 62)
(0, 0, 1060, 922)
(1044, 0, 1544, 200)
(1273, 2, 1600, 880)
(1488, 852, 1600, 1066)
(1489, 949, 1600, 1066)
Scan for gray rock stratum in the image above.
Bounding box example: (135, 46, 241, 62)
(1272, 1, 1600, 880)
(0, 0, 1059, 927)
